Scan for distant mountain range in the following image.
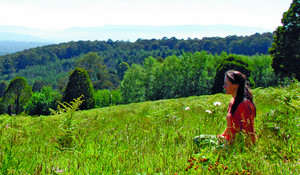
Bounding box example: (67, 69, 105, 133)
(0, 40, 51, 56)
(0, 24, 274, 55)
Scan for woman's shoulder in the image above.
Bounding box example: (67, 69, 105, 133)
(243, 99, 254, 106)
(238, 99, 255, 112)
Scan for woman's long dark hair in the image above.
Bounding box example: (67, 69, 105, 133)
(225, 70, 255, 116)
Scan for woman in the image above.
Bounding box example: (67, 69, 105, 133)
(218, 70, 256, 145)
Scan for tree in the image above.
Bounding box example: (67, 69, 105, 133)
(2, 76, 32, 114)
(181, 51, 216, 97)
(62, 67, 95, 110)
(270, 0, 300, 80)
(249, 55, 277, 88)
(120, 64, 146, 104)
(75, 52, 104, 81)
(76, 52, 116, 90)
(211, 55, 253, 94)
(143, 56, 163, 100)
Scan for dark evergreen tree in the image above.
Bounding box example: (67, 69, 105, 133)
(62, 67, 95, 110)
(270, 0, 300, 80)
(2, 76, 32, 114)
(211, 55, 253, 94)
(0, 81, 8, 98)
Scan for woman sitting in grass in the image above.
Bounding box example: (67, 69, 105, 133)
(195, 70, 256, 147)
(218, 70, 256, 145)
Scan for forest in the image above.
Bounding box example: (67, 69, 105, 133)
(0, 28, 295, 115)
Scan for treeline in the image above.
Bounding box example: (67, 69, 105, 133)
(0, 51, 280, 116)
(0, 32, 280, 116)
(0, 33, 273, 89)
(121, 52, 278, 104)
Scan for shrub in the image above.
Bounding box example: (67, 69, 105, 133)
(95, 89, 110, 107)
(25, 86, 61, 115)
(111, 89, 121, 105)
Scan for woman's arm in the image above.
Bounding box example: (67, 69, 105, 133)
(234, 101, 256, 143)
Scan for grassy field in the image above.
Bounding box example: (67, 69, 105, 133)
(0, 82, 299, 174)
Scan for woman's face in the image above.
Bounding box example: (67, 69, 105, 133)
(223, 76, 239, 95)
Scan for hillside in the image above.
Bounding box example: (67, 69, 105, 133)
(0, 82, 298, 174)
(0, 32, 274, 88)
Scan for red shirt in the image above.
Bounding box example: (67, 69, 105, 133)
(219, 98, 256, 144)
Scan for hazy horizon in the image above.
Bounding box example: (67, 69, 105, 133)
(0, 24, 273, 43)
(0, 0, 293, 43)
(0, 0, 292, 30)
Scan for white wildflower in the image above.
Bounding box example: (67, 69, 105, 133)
(206, 110, 212, 114)
(185, 107, 190, 110)
(214, 101, 222, 106)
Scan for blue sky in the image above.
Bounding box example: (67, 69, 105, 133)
(0, 0, 292, 31)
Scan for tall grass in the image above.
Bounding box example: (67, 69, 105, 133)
(0, 83, 299, 174)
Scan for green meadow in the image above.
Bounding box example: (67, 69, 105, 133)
(0, 82, 299, 174)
